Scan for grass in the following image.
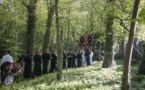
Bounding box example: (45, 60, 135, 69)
(1, 60, 144, 90)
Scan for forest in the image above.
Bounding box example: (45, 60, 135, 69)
(0, 0, 145, 90)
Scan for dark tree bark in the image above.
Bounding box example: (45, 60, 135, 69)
(22, 0, 38, 55)
(102, 0, 115, 68)
(98, 42, 102, 62)
(67, 9, 70, 51)
(121, 0, 140, 90)
(55, 0, 62, 80)
(42, 0, 55, 53)
(90, 0, 94, 32)
(121, 39, 125, 59)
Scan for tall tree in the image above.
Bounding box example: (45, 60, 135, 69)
(102, 0, 115, 68)
(67, 8, 71, 51)
(90, 0, 94, 32)
(121, 0, 140, 90)
(42, 0, 55, 53)
(55, 0, 62, 80)
(22, 0, 38, 54)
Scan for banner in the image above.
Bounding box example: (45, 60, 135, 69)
(79, 36, 93, 49)
(87, 36, 93, 48)
(79, 36, 85, 48)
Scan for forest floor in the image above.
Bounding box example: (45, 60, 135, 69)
(0, 60, 144, 90)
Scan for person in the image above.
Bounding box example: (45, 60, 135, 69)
(33, 50, 42, 77)
(85, 49, 91, 66)
(77, 50, 83, 67)
(49, 50, 57, 73)
(72, 51, 76, 68)
(42, 49, 50, 74)
(81, 51, 86, 66)
(89, 50, 94, 65)
(62, 51, 67, 70)
(67, 51, 73, 68)
(23, 51, 33, 79)
(1, 50, 14, 85)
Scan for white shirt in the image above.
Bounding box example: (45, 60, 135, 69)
(81, 52, 85, 59)
(1, 54, 14, 85)
(1, 54, 13, 64)
(90, 51, 94, 65)
(90, 51, 93, 57)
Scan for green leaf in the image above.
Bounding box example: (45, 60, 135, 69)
(138, 8, 145, 24)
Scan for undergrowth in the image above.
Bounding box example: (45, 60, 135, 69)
(1, 60, 143, 90)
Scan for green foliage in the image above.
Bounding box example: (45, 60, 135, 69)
(0, 61, 122, 90)
(138, 8, 145, 24)
(0, 0, 145, 53)
(0, 60, 145, 89)
(137, 43, 145, 76)
(130, 58, 145, 89)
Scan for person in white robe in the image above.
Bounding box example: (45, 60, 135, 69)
(0, 50, 14, 85)
(89, 51, 94, 65)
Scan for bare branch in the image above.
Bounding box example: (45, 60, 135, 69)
(114, 16, 129, 32)
(120, 19, 129, 32)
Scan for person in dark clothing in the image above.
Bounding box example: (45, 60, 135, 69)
(72, 52, 76, 68)
(49, 50, 57, 73)
(42, 49, 50, 74)
(33, 50, 42, 77)
(23, 52, 32, 79)
(77, 50, 83, 67)
(67, 52, 73, 68)
(85, 49, 91, 66)
(63, 51, 67, 70)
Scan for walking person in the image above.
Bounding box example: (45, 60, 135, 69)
(77, 50, 83, 67)
(89, 50, 94, 65)
(67, 51, 73, 68)
(42, 49, 50, 74)
(23, 51, 33, 79)
(85, 49, 91, 66)
(1, 50, 14, 85)
(72, 51, 76, 68)
(33, 50, 42, 77)
(49, 50, 57, 73)
(81, 51, 86, 66)
(62, 51, 67, 70)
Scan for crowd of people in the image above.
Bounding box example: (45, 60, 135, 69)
(0, 49, 94, 85)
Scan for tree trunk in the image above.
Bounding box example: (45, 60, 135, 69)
(22, 0, 38, 55)
(121, 0, 140, 90)
(121, 39, 125, 59)
(102, 0, 114, 68)
(98, 42, 101, 62)
(42, 0, 55, 53)
(67, 9, 70, 51)
(55, 0, 62, 80)
(90, 0, 93, 32)
(61, 26, 63, 48)
(27, 5, 36, 55)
